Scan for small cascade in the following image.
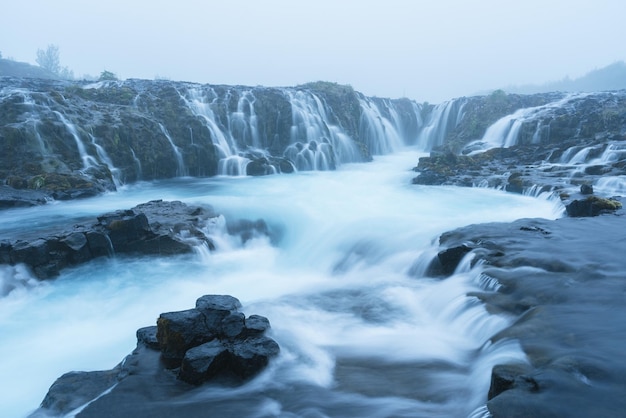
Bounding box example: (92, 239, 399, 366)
(158, 123, 187, 176)
(285, 90, 361, 170)
(130, 148, 143, 180)
(358, 97, 404, 154)
(417, 98, 466, 151)
(465, 93, 589, 154)
(218, 155, 252, 176)
(594, 175, 626, 195)
(180, 87, 253, 175)
(565, 146, 599, 165)
(181, 87, 236, 159)
(53, 111, 98, 170)
(595, 142, 626, 164)
(229, 90, 260, 149)
(89, 133, 122, 188)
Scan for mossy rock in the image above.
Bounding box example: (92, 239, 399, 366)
(566, 196, 623, 217)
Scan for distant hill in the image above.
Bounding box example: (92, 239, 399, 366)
(500, 61, 626, 95)
(0, 58, 60, 79)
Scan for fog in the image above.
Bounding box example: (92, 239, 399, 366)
(2, 0, 625, 103)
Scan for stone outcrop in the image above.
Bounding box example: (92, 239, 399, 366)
(413, 90, 626, 213)
(0, 77, 423, 206)
(34, 295, 279, 417)
(426, 212, 626, 416)
(0, 200, 218, 279)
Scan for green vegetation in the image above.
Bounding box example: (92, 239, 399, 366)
(298, 81, 355, 96)
(99, 70, 118, 81)
(36, 44, 74, 79)
(586, 196, 622, 211)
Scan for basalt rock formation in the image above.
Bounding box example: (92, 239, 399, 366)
(427, 206, 626, 417)
(413, 90, 626, 212)
(0, 200, 270, 280)
(0, 77, 424, 206)
(34, 295, 280, 417)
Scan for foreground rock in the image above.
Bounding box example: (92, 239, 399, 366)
(34, 295, 279, 417)
(429, 205, 626, 416)
(0, 200, 217, 279)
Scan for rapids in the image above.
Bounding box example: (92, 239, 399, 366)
(0, 150, 563, 417)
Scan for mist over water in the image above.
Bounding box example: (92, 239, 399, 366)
(0, 150, 562, 417)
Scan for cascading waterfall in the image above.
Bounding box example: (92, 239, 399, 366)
(180, 87, 251, 176)
(284, 89, 362, 170)
(53, 111, 99, 170)
(89, 133, 122, 188)
(417, 98, 467, 150)
(465, 93, 590, 154)
(358, 97, 405, 154)
(158, 123, 187, 176)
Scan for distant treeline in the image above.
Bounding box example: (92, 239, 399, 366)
(498, 61, 626, 95)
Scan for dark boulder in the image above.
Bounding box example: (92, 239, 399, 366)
(157, 309, 216, 366)
(0, 185, 50, 208)
(565, 196, 622, 217)
(35, 294, 280, 417)
(488, 363, 536, 400)
(436, 244, 473, 276)
(179, 339, 231, 385)
(1, 200, 218, 279)
(580, 183, 594, 195)
(39, 368, 122, 416)
(228, 336, 280, 380)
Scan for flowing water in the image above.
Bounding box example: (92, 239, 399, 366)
(0, 150, 562, 418)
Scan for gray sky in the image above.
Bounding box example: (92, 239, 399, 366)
(1, 0, 624, 103)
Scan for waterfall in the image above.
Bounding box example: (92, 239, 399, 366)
(130, 148, 143, 180)
(89, 133, 122, 188)
(180, 87, 236, 160)
(465, 93, 590, 154)
(229, 90, 260, 149)
(417, 98, 466, 151)
(158, 123, 187, 176)
(358, 97, 404, 154)
(53, 111, 99, 170)
(284, 90, 361, 170)
(180, 87, 255, 176)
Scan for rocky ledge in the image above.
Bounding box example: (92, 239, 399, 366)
(429, 203, 626, 417)
(0, 200, 220, 280)
(33, 294, 280, 417)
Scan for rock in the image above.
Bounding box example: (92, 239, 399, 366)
(221, 312, 246, 338)
(156, 309, 216, 366)
(565, 196, 623, 217)
(488, 364, 536, 400)
(196, 294, 242, 329)
(136, 326, 159, 350)
(228, 336, 280, 380)
(580, 183, 594, 195)
(35, 294, 280, 416)
(1, 200, 218, 279)
(436, 244, 473, 276)
(155, 295, 279, 384)
(39, 368, 122, 416)
(0, 185, 50, 208)
(179, 339, 230, 385)
(244, 314, 271, 335)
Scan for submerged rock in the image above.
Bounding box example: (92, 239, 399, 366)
(33, 295, 280, 417)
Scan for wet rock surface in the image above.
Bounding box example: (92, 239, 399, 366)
(33, 295, 279, 417)
(0, 200, 217, 279)
(413, 90, 626, 213)
(431, 208, 626, 417)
